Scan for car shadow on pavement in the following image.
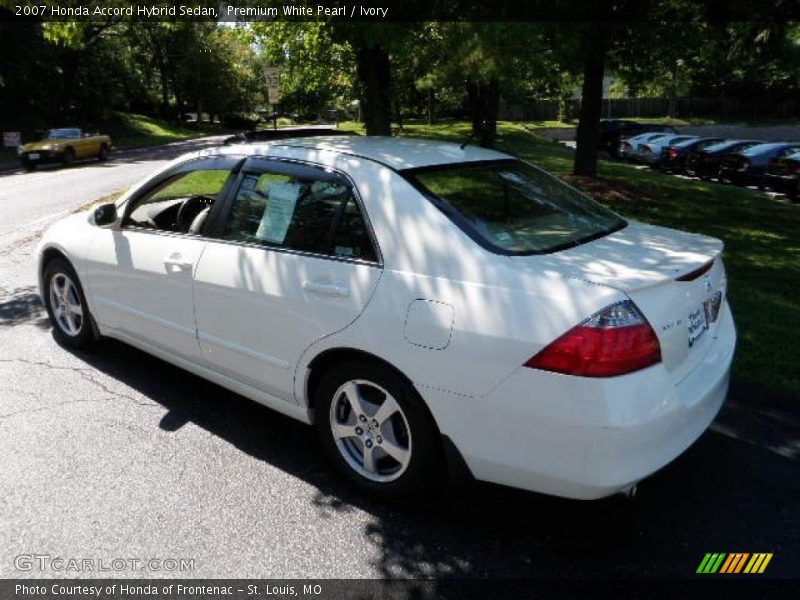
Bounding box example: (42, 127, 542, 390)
(57, 336, 799, 581)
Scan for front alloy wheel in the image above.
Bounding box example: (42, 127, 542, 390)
(43, 258, 98, 349)
(49, 273, 83, 336)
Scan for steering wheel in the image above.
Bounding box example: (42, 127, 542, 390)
(176, 195, 214, 232)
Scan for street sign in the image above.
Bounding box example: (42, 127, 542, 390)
(3, 131, 20, 147)
(265, 67, 281, 104)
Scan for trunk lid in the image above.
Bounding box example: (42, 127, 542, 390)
(520, 221, 728, 385)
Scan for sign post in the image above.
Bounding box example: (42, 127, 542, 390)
(265, 67, 281, 130)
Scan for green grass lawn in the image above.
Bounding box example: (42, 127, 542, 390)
(99, 112, 225, 149)
(342, 120, 800, 394)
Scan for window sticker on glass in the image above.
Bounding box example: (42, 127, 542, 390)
(255, 182, 302, 244)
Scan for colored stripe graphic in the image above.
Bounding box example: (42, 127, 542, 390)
(720, 553, 749, 573)
(697, 553, 726, 573)
(744, 553, 773, 574)
(698, 552, 773, 574)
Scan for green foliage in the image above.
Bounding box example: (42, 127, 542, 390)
(251, 22, 355, 114)
(0, 12, 260, 134)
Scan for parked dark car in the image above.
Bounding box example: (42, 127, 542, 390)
(223, 128, 358, 145)
(764, 150, 800, 202)
(657, 137, 724, 172)
(598, 120, 678, 158)
(719, 142, 800, 187)
(684, 140, 764, 179)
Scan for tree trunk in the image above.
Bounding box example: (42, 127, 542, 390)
(573, 25, 608, 177)
(466, 77, 500, 147)
(159, 64, 170, 119)
(427, 88, 433, 125)
(355, 43, 392, 136)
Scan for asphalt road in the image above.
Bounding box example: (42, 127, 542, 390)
(0, 138, 798, 581)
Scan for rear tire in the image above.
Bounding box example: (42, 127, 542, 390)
(314, 360, 443, 500)
(21, 159, 36, 172)
(42, 258, 98, 350)
(98, 144, 108, 161)
(62, 147, 75, 167)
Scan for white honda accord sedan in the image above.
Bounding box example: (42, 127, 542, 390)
(36, 136, 736, 500)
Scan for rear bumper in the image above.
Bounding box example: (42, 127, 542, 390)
(422, 303, 736, 499)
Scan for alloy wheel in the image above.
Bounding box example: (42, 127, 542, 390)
(49, 273, 83, 336)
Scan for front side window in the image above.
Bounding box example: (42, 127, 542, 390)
(408, 160, 625, 255)
(126, 168, 232, 233)
(220, 168, 377, 262)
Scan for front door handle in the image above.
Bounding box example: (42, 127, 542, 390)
(302, 280, 350, 298)
(164, 253, 193, 272)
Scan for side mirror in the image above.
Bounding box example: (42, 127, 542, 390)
(93, 203, 118, 227)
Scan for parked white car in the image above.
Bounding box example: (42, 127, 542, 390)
(635, 134, 699, 165)
(619, 132, 672, 160)
(36, 137, 735, 500)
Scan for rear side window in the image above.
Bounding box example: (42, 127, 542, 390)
(220, 169, 377, 262)
(408, 160, 625, 255)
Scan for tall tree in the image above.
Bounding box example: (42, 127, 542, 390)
(573, 23, 610, 177)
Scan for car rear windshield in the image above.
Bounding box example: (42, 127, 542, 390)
(407, 160, 626, 255)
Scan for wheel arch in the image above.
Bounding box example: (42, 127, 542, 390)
(303, 346, 474, 485)
(302, 347, 439, 430)
(38, 246, 72, 293)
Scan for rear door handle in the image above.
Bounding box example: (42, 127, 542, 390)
(302, 280, 350, 298)
(164, 253, 193, 272)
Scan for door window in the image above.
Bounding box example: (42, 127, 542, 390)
(125, 168, 232, 234)
(220, 168, 377, 262)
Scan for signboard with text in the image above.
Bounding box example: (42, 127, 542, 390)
(3, 132, 20, 147)
(265, 67, 280, 105)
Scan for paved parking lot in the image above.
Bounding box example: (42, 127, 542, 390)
(0, 138, 798, 579)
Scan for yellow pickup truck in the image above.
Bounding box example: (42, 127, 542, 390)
(17, 127, 112, 171)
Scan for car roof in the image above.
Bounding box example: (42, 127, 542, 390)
(214, 135, 510, 171)
(740, 141, 800, 155)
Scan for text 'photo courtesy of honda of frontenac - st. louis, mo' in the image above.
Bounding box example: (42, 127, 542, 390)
(36, 136, 735, 500)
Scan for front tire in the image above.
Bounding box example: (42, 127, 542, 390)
(42, 258, 97, 350)
(315, 361, 443, 499)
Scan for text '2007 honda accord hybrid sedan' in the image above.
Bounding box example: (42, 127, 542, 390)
(36, 137, 735, 500)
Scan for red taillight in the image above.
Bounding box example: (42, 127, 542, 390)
(525, 301, 662, 378)
(667, 147, 678, 158)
